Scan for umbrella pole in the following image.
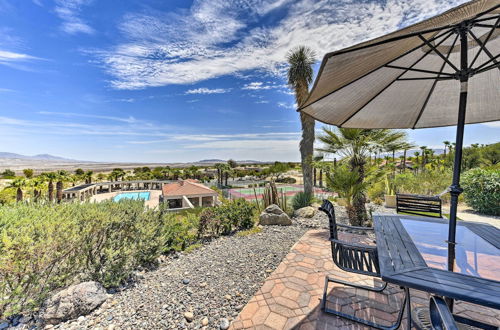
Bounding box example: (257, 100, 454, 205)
(446, 23, 469, 311)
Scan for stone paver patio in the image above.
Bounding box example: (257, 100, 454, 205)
(230, 229, 500, 329)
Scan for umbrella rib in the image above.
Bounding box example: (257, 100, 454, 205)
(418, 34, 459, 72)
(397, 77, 454, 81)
(474, 53, 500, 72)
(338, 30, 456, 127)
(469, 17, 500, 69)
(475, 61, 500, 75)
(412, 33, 459, 129)
(469, 31, 500, 72)
(298, 28, 453, 111)
(385, 65, 455, 76)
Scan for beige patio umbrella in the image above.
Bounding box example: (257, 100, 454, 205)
(299, 0, 499, 249)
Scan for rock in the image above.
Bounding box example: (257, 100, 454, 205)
(293, 206, 316, 218)
(41, 281, 108, 325)
(201, 317, 209, 326)
(224, 294, 232, 300)
(44, 325, 54, 329)
(219, 318, 230, 329)
(259, 204, 292, 226)
(182, 279, 190, 285)
(183, 312, 194, 322)
(0, 322, 9, 330)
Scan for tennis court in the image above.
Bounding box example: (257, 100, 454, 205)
(227, 184, 331, 200)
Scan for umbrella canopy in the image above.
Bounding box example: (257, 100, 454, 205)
(300, 0, 499, 129)
(298, 0, 499, 281)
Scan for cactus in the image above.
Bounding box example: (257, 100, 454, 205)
(262, 182, 286, 211)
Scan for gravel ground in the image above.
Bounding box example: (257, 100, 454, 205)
(50, 226, 308, 330)
(293, 203, 396, 229)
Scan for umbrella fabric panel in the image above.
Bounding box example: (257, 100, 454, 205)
(300, 0, 500, 129)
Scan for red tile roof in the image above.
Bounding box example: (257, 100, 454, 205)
(162, 180, 217, 197)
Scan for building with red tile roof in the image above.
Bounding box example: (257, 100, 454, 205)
(162, 179, 217, 209)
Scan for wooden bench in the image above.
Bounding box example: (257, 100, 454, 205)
(396, 193, 442, 218)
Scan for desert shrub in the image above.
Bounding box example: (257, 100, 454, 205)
(198, 198, 255, 237)
(0, 203, 81, 316)
(163, 213, 199, 252)
(292, 192, 312, 210)
(0, 200, 199, 317)
(276, 177, 296, 184)
(367, 180, 385, 200)
(394, 169, 452, 201)
(462, 168, 500, 215)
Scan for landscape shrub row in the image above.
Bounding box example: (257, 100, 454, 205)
(462, 168, 500, 216)
(0, 198, 256, 318)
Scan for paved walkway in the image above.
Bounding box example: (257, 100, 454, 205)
(231, 229, 500, 329)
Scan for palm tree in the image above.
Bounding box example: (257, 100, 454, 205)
(84, 170, 93, 184)
(420, 146, 428, 168)
(30, 177, 45, 201)
(9, 178, 26, 202)
(401, 142, 416, 171)
(443, 141, 450, 157)
(317, 127, 407, 226)
(287, 45, 316, 197)
(42, 172, 57, 202)
(56, 170, 69, 203)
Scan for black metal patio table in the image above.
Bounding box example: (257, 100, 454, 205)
(373, 214, 500, 328)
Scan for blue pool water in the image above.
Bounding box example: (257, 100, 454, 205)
(113, 192, 151, 202)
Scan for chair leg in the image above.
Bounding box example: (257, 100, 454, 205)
(324, 274, 388, 292)
(321, 276, 408, 330)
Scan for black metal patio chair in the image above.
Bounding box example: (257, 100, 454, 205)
(319, 199, 409, 330)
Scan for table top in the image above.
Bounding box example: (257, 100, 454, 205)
(373, 214, 500, 310)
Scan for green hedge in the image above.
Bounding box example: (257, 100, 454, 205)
(462, 168, 500, 216)
(198, 198, 256, 237)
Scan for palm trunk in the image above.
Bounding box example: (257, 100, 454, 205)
(349, 157, 368, 227)
(313, 168, 316, 187)
(56, 181, 63, 203)
(319, 169, 323, 188)
(48, 180, 54, 202)
(16, 188, 23, 202)
(300, 112, 315, 196)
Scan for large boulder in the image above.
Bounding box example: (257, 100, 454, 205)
(41, 281, 108, 325)
(259, 204, 292, 226)
(293, 206, 316, 218)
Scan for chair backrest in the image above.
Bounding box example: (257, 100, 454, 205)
(319, 199, 338, 240)
(319, 199, 381, 277)
(396, 193, 442, 218)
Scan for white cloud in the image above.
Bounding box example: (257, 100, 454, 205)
(277, 102, 296, 109)
(38, 111, 139, 123)
(242, 82, 272, 90)
(184, 87, 231, 95)
(0, 49, 43, 70)
(55, 0, 94, 34)
(93, 0, 466, 89)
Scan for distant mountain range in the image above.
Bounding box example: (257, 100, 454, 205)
(0, 152, 78, 162)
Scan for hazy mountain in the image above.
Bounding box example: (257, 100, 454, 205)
(0, 152, 78, 161)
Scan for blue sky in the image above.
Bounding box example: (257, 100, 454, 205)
(0, 0, 498, 162)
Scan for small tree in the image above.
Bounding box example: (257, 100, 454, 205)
(23, 169, 34, 179)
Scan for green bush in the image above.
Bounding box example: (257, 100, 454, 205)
(292, 192, 312, 210)
(0, 200, 196, 317)
(198, 198, 255, 237)
(462, 168, 500, 215)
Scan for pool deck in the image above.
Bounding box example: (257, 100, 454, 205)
(90, 190, 162, 208)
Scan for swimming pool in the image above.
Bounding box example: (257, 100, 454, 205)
(113, 192, 151, 202)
